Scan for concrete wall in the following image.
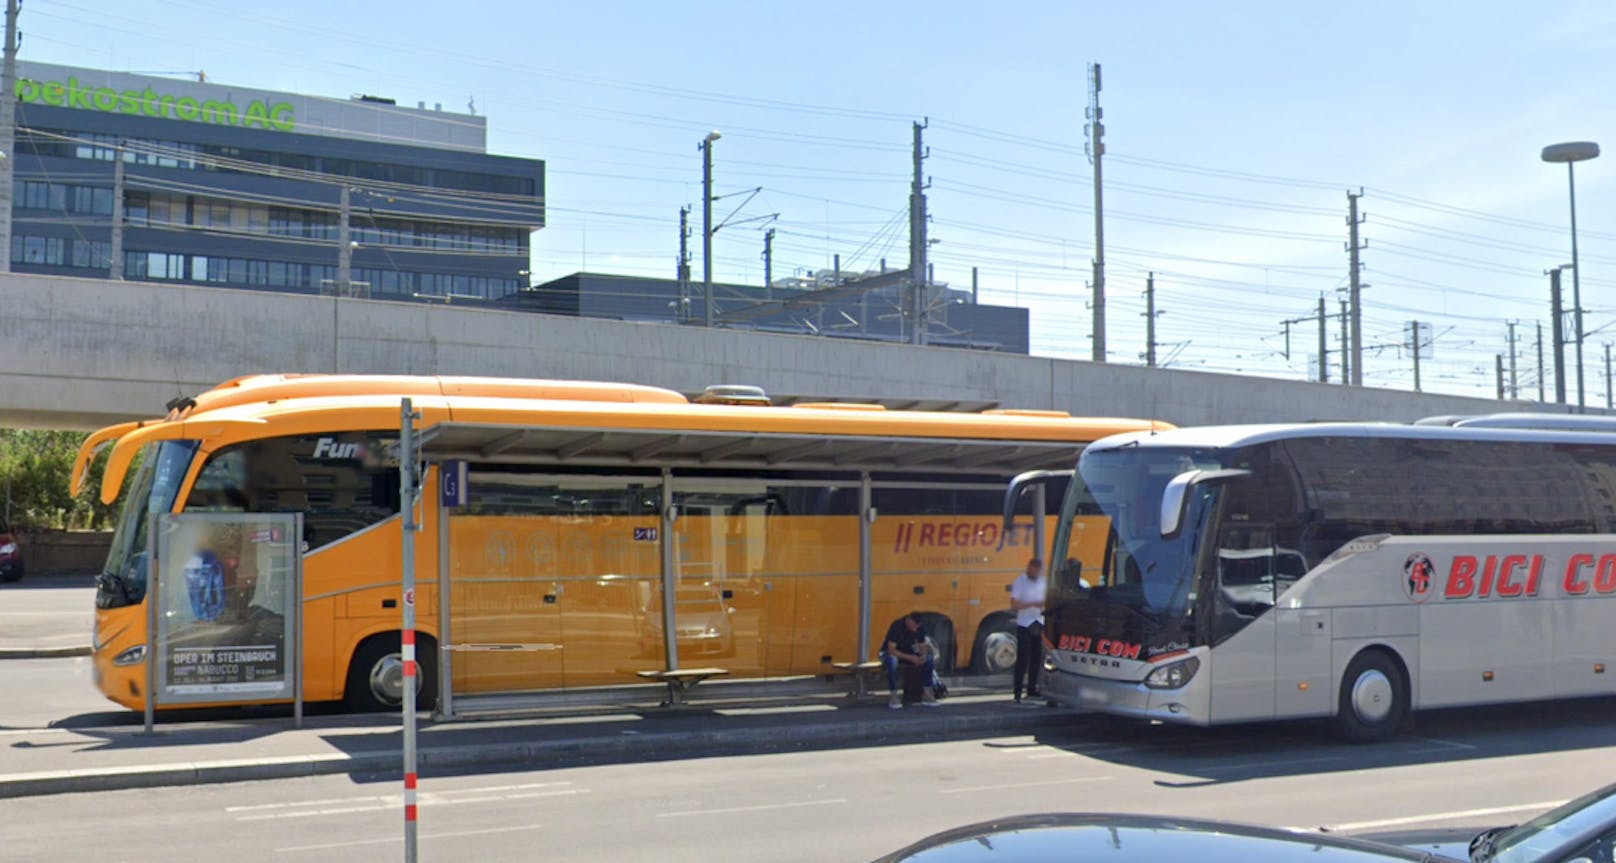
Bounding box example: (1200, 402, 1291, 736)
(17, 530, 112, 575)
(0, 273, 1555, 430)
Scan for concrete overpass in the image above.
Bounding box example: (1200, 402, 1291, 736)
(0, 272, 1549, 430)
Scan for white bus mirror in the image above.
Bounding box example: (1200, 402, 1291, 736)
(1160, 471, 1198, 539)
(1161, 468, 1251, 538)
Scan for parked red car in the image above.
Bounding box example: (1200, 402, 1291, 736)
(0, 518, 23, 582)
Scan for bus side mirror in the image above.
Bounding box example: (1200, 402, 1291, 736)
(1002, 468, 1074, 533)
(1160, 471, 1198, 539)
(1161, 468, 1252, 539)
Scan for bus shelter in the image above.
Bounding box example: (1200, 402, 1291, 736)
(416, 421, 1079, 717)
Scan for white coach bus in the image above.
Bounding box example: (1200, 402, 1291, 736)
(1013, 416, 1616, 741)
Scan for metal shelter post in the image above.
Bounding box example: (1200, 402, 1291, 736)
(857, 473, 874, 663)
(660, 468, 679, 672)
(1032, 484, 1048, 563)
(294, 513, 305, 730)
(437, 493, 455, 720)
(143, 514, 159, 736)
(399, 399, 420, 863)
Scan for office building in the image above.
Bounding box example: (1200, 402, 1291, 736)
(10, 62, 544, 299)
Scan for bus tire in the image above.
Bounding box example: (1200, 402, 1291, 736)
(345, 633, 438, 713)
(970, 613, 1019, 675)
(917, 613, 956, 674)
(1336, 649, 1407, 743)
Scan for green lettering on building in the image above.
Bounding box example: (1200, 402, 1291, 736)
(15, 75, 298, 133)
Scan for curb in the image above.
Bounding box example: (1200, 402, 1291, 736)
(0, 706, 1080, 799)
(0, 644, 92, 659)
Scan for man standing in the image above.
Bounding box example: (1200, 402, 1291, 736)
(1009, 558, 1046, 704)
(881, 611, 939, 709)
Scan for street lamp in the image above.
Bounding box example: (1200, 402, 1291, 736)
(1543, 140, 1600, 411)
(700, 131, 721, 327)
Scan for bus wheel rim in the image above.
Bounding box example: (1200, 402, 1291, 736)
(369, 654, 407, 706)
(984, 631, 1018, 673)
(1350, 668, 1393, 724)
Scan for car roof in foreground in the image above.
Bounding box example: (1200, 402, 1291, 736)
(871, 813, 1460, 863)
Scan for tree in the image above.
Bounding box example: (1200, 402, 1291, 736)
(0, 430, 118, 530)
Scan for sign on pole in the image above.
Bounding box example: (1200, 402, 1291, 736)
(440, 459, 467, 509)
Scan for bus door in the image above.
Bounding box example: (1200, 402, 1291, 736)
(1205, 522, 1278, 722)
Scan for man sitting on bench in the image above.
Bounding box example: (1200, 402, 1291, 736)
(882, 611, 940, 710)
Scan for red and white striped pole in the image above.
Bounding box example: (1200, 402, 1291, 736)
(400, 399, 420, 862)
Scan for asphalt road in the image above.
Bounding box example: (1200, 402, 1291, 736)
(4, 698, 1614, 863)
(0, 571, 95, 650)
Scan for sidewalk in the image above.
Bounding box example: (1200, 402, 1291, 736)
(0, 676, 1088, 799)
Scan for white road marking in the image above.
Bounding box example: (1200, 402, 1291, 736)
(276, 824, 546, 853)
(656, 798, 847, 817)
(0, 610, 92, 616)
(230, 782, 580, 820)
(1320, 801, 1563, 833)
(938, 775, 1111, 794)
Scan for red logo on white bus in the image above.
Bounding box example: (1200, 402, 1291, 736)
(1403, 553, 1435, 603)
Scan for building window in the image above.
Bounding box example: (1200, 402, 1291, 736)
(70, 240, 111, 269)
(11, 235, 65, 265)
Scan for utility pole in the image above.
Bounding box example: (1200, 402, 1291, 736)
(1347, 190, 1366, 385)
(971, 266, 978, 304)
(337, 186, 352, 294)
(676, 206, 690, 322)
(1506, 320, 1519, 400)
(1317, 295, 1329, 384)
(1496, 355, 1505, 400)
(701, 131, 719, 327)
(1339, 299, 1351, 385)
(762, 227, 774, 300)
(1607, 343, 1613, 410)
(1086, 62, 1106, 363)
(1409, 321, 1423, 393)
(110, 142, 125, 280)
(1536, 321, 1546, 403)
(1550, 267, 1567, 404)
(908, 120, 929, 345)
(0, 0, 18, 274)
(1142, 272, 1158, 367)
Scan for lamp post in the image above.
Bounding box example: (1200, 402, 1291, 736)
(700, 131, 721, 327)
(1543, 141, 1600, 411)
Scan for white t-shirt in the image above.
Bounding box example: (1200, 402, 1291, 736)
(1009, 573, 1046, 627)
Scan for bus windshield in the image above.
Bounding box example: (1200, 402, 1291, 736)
(95, 440, 199, 609)
(1040, 444, 1224, 659)
(1079, 445, 1222, 616)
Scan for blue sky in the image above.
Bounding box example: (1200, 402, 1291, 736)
(20, 0, 1616, 399)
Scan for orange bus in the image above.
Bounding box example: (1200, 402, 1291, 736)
(77, 374, 1163, 711)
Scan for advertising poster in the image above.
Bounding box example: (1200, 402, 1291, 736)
(153, 513, 300, 704)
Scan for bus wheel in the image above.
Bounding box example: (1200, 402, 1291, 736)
(970, 614, 1018, 675)
(1336, 650, 1407, 743)
(345, 634, 438, 713)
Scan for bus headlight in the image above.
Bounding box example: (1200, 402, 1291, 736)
(1144, 656, 1199, 690)
(1043, 655, 1057, 672)
(113, 645, 147, 666)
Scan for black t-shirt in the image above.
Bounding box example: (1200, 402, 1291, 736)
(884, 617, 926, 656)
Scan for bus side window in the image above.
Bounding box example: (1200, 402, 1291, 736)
(1212, 524, 1275, 644)
(185, 450, 249, 512)
(185, 434, 400, 550)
